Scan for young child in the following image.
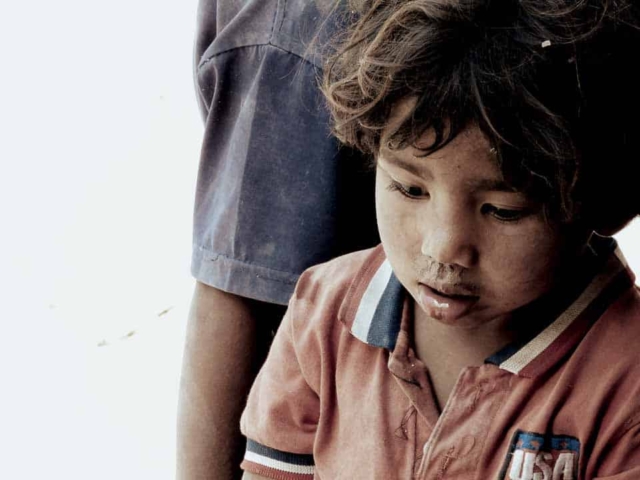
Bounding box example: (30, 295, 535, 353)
(239, 0, 640, 478)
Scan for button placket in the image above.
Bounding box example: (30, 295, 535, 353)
(415, 369, 470, 479)
(434, 435, 476, 479)
(418, 369, 508, 479)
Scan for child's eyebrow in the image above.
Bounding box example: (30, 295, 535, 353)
(379, 149, 517, 193)
(378, 149, 428, 178)
(468, 178, 518, 194)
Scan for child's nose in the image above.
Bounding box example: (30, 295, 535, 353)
(420, 208, 477, 269)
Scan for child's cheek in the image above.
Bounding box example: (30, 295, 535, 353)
(488, 225, 564, 296)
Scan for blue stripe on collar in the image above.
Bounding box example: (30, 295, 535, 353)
(349, 257, 405, 351)
(366, 273, 404, 350)
(487, 236, 634, 376)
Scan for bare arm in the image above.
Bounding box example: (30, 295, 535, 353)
(176, 282, 284, 480)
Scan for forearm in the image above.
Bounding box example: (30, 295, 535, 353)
(176, 282, 283, 480)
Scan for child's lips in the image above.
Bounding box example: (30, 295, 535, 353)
(417, 283, 479, 322)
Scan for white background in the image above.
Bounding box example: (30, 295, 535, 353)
(1, 1, 201, 478)
(0, 1, 638, 479)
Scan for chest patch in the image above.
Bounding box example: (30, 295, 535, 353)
(499, 430, 580, 480)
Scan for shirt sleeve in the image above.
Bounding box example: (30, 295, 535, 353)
(191, 0, 378, 305)
(240, 290, 320, 480)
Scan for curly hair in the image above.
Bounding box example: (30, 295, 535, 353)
(321, 0, 640, 229)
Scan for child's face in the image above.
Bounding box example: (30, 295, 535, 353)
(375, 124, 584, 329)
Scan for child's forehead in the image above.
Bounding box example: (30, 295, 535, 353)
(379, 124, 499, 180)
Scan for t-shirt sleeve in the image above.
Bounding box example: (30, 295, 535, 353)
(191, 0, 378, 305)
(240, 291, 320, 479)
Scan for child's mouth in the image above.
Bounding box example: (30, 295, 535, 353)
(429, 286, 472, 299)
(417, 283, 480, 322)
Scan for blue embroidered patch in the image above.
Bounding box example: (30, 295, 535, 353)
(499, 430, 580, 480)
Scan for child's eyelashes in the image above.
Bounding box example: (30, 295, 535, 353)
(386, 180, 428, 199)
(480, 204, 531, 223)
(387, 180, 532, 223)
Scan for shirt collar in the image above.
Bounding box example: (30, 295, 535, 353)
(339, 245, 404, 350)
(340, 236, 635, 378)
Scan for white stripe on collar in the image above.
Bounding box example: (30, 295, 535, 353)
(499, 246, 626, 374)
(351, 259, 393, 344)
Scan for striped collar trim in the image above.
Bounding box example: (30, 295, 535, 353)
(487, 240, 634, 377)
(342, 239, 635, 378)
(340, 245, 404, 351)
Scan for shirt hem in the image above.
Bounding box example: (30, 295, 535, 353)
(191, 245, 299, 305)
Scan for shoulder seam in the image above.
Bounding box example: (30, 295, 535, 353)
(197, 42, 320, 73)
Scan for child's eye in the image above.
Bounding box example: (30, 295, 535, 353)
(387, 180, 427, 199)
(481, 204, 530, 223)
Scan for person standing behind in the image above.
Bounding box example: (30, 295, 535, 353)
(176, 1, 378, 479)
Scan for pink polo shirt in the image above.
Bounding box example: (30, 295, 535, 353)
(240, 237, 640, 479)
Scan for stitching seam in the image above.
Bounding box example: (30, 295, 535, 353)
(198, 42, 319, 73)
(195, 245, 300, 281)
